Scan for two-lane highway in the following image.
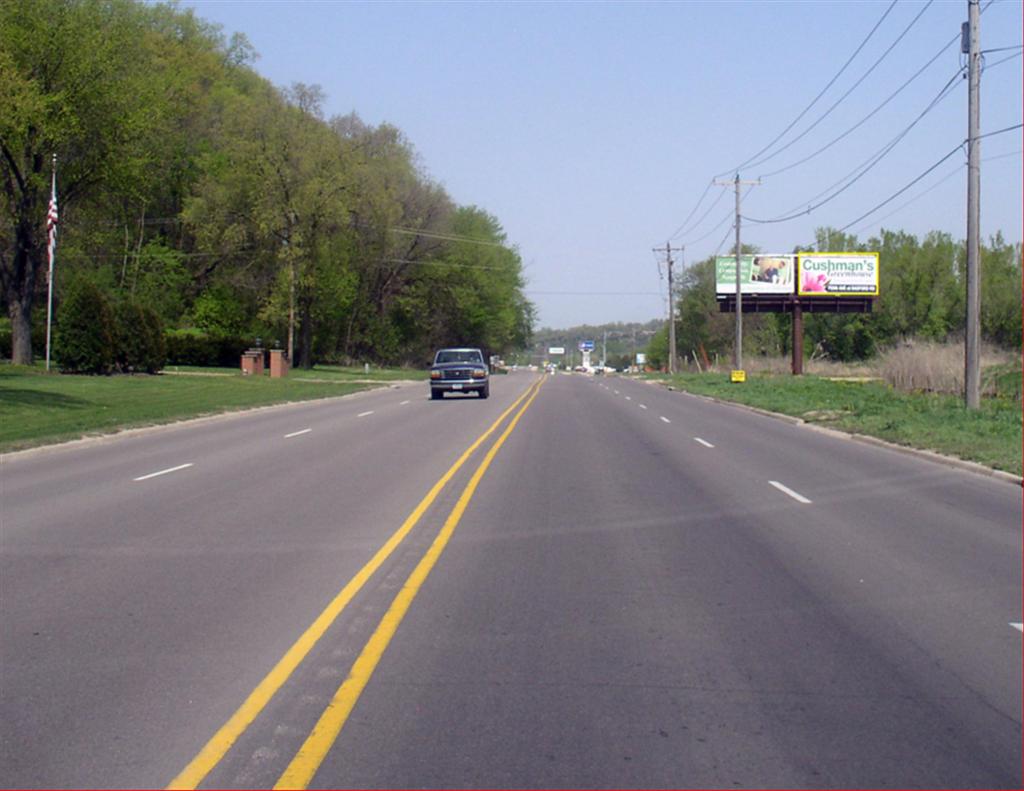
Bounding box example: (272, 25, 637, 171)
(2, 371, 1020, 788)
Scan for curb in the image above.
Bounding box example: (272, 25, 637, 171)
(651, 380, 1023, 487)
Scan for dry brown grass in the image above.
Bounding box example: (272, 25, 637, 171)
(875, 340, 1016, 396)
(682, 341, 1019, 397)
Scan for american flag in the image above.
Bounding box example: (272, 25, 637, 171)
(47, 171, 58, 267)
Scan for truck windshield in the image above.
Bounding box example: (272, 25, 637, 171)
(435, 351, 482, 364)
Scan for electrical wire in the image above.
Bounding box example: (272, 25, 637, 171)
(743, 67, 966, 225)
(671, 186, 728, 242)
(818, 122, 1021, 240)
(743, 0, 934, 176)
(389, 226, 505, 247)
(983, 50, 1023, 69)
(759, 27, 959, 179)
(714, 0, 898, 179)
(671, 4, 958, 244)
(668, 179, 715, 240)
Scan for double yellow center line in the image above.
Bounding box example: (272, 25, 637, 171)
(168, 376, 545, 790)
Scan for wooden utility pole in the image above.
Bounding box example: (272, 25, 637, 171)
(653, 242, 683, 373)
(714, 175, 760, 371)
(964, 0, 981, 409)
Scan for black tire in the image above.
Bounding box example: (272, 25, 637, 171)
(479, 383, 489, 399)
(431, 389, 443, 400)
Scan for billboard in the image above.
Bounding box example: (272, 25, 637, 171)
(797, 253, 879, 297)
(716, 254, 795, 295)
(548, 347, 565, 355)
(579, 340, 595, 352)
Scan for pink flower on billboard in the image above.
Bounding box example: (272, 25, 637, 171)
(802, 272, 829, 292)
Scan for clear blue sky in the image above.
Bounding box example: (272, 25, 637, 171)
(178, 0, 1022, 330)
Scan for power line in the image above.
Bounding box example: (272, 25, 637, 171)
(671, 3, 954, 244)
(668, 180, 714, 240)
(759, 27, 960, 179)
(715, 0, 898, 179)
(822, 122, 1021, 240)
(743, 0, 935, 176)
(525, 290, 663, 296)
(671, 186, 728, 241)
(389, 226, 505, 248)
(983, 50, 1023, 69)
(744, 67, 966, 225)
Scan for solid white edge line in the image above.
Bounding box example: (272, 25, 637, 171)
(694, 437, 714, 448)
(285, 429, 312, 438)
(357, 411, 374, 417)
(1011, 623, 1023, 633)
(134, 463, 193, 482)
(660, 416, 671, 424)
(769, 480, 813, 504)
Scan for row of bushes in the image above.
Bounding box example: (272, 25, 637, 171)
(163, 331, 251, 368)
(53, 280, 166, 374)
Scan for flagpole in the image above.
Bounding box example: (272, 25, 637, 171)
(45, 153, 57, 372)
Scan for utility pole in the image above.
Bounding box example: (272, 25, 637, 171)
(652, 242, 683, 373)
(964, 0, 981, 409)
(714, 175, 760, 371)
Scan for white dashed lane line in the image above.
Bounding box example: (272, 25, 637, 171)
(284, 429, 312, 438)
(133, 463, 193, 482)
(694, 437, 714, 448)
(625, 396, 632, 401)
(639, 404, 648, 410)
(659, 416, 671, 424)
(357, 411, 375, 418)
(769, 480, 813, 504)
(400, 400, 411, 406)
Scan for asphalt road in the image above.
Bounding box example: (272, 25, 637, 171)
(1, 371, 1020, 789)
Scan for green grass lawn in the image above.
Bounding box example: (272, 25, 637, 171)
(0, 365, 393, 452)
(163, 363, 427, 381)
(644, 371, 1022, 477)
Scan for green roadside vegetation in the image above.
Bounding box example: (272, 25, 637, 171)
(642, 370, 1022, 477)
(163, 364, 426, 382)
(0, 365, 413, 453)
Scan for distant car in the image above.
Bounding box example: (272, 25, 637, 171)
(430, 348, 489, 399)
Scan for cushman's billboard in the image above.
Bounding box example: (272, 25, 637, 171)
(797, 252, 879, 297)
(715, 254, 795, 295)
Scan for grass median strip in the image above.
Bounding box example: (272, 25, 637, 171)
(273, 375, 546, 790)
(166, 376, 542, 791)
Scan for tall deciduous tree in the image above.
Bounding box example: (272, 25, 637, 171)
(0, 0, 177, 363)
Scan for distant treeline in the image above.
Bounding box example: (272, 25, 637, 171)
(645, 227, 1021, 367)
(1, 0, 533, 369)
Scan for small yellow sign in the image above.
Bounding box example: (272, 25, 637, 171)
(730, 369, 746, 383)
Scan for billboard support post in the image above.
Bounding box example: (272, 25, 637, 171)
(792, 300, 803, 375)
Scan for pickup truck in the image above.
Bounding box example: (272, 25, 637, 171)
(429, 347, 490, 399)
